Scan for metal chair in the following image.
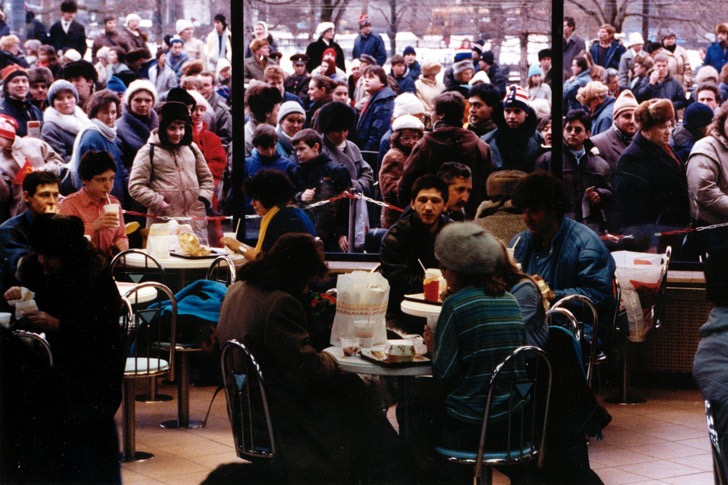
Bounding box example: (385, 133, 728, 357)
(550, 294, 599, 387)
(705, 400, 728, 485)
(205, 255, 237, 287)
(11, 330, 53, 367)
(114, 251, 172, 404)
(220, 339, 276, 462)
(111, 248, 166, 285)
(119, 282, 177, 462)
(435, 346, 552, 485)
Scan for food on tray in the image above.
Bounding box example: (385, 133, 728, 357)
(384, 340, 415, 363)
(178, 232, 211, 256)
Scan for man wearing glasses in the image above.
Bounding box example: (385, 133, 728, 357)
(536, 109, 613, 231)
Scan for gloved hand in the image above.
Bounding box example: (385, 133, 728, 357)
(199, 197, 218, 217)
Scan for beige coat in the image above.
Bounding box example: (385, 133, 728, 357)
(128, 131, 214, 237)
(686, 132, 728, 224)
(656, 45, 692, 89)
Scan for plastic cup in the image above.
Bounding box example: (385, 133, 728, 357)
(0, 312, 11, 329)
(104, 203, 120, 228)
(354, 319, 374, 348)
(223, 232, 238, 253)
(340, 337, 360, 357)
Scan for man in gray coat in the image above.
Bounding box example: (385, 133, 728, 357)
(591, 90, 639, 172)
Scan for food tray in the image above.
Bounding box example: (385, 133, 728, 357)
(169, 248, 228, 259)
(404, 293, 443, 306)
(361, 349, 431, 367)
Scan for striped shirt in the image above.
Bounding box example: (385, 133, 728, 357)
(433, 286, 525, 424)
(58, 188, 127, 256)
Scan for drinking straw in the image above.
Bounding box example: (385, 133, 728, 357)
(511, 235, 521, 251)
(106, 193, 111, 205)
(418, 258, 427, 274)
(234, 217, 241, 236)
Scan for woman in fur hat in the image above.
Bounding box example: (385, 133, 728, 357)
(613, 98, 690, 252)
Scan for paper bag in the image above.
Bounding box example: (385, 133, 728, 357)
(612, 251, 667, 342)
(330, 271, 389, 347)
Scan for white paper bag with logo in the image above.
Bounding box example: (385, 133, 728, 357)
(611, 250, 666, 342)
(330, 271, 389, 347)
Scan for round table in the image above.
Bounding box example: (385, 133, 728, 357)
(116, 281, 158, 304)
(400, 297, 442, 331)
(118, 250, 245, 290)
(323, 346, 431, 376)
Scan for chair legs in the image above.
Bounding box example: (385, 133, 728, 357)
(135, 376, 174, 403)
(121, 378, 154, 462)
(161, 351, 204, 429)
(605, 340, 646, 404)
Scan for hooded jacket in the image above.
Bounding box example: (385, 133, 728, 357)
(398, 123, 492, 218)
(482, 107, 544, 174)
(128, 131, 214, 238)
(686, 132, 728, 224)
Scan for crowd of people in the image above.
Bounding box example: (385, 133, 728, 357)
(240, 14, 728, 483)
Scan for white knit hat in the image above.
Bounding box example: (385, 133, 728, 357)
(315, 22, 335, 38)
(125, 13, 142, 27)
(393, 92, 425, 118)
(123, 79, 158, 107)
(176, 19, 194, 34)
(63, 49, 81, 62)
(392, 114, 424, 132)
(277, 100, 306, 124)
(187, 89, 212, 113)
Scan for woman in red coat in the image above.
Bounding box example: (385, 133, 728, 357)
(189, 90, 227, 245)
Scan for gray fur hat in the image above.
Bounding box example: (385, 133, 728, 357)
(435, 222, 504, 275)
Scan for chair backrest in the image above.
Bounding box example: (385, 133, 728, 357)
(111, 249, 166, 285)
(11, 330, 53, 367)
(206, 255, 237, 287)
(474, 346, 552, 480)
(550, 294, 599, 387)
(121, 282, 177, 379)
(652, 246, 672, 329)
(220, 339, 276, 461)
(704, 400, 728, 485)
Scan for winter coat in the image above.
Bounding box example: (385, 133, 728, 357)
(167, 51, 189, 79)
(563, 70, 591, 112)
(70, 126, 126, 204)
(414, 75, 444, 115)
(128, 131, 214, 237)
(116, 106, 159, 174)
(614, 131, 691, 229)
(148, 63, 179, 98)
(183, 37, 207, 67)
(356, 86, 396, 151)
(40, 106, 92, 164)
(686, 132, 728, 224)
(290, 152, 351, 252)
(589, 39, 626, 71)
(703, 42, 728, 73)
(590, 125, 632, 172)
(246, 149, 295, 179)
(618, 49, 637, 89)
(635, 74, 688, 111)
(563, 33, 587, 74)
(205, 28, 231, 72)
(407, 61, 421, 81)
(380, 211, 450, 328)
(0, 50, 29, 70)
(352, 33, 387, 65)
(322, 135, 374, 196)
(536, 140, 614, 228)
(482, 108, 544, 174)
(656, 45, 693, 89)
(305, 38, 346, 73)
(0, 96, 43, 137)
(590, 96, 616, 136)
(399, 124, 492, 218)
(91, 31, 133, 62)
(392, 70, 415, 94)
(671, 124, 702, 164)
(192, 124, 227, 191)
(206, 91, 232, 150)
(47, 19, 87, 57)
(122, 28, 148, 50)
(244, 56, 271, 83)
(0, 136, 63, 221)
(511, 216, 616, 322)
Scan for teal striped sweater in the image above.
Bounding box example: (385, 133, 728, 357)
(433, 286, 526, 424)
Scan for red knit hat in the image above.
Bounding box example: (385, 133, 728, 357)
(0, 114, 18, 140)
(322, 47, 337, 61)
(1, 64, 27, 83)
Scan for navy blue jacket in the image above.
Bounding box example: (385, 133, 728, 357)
(0, 97, 42, 137)
(589, 40, 626, 71)
(352, 33, 387, 66)
(704, 42, 728, 73)
(356, 86, 396, 151)
(392, 71, 415, 94)
(635, 74, 688, 111)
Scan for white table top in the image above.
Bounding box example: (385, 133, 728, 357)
(400, 297, 442, 319)
(120, 250, 245, 270)
(327, 260, 380, 274)
(323, 346, 431, 376)
(116, 281, 158, 304)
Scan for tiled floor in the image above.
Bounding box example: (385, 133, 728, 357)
(119, 380, 715, 484)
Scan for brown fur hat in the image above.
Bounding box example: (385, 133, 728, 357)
(634, 99, 675, 131)
(486, 170, 527, 200)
